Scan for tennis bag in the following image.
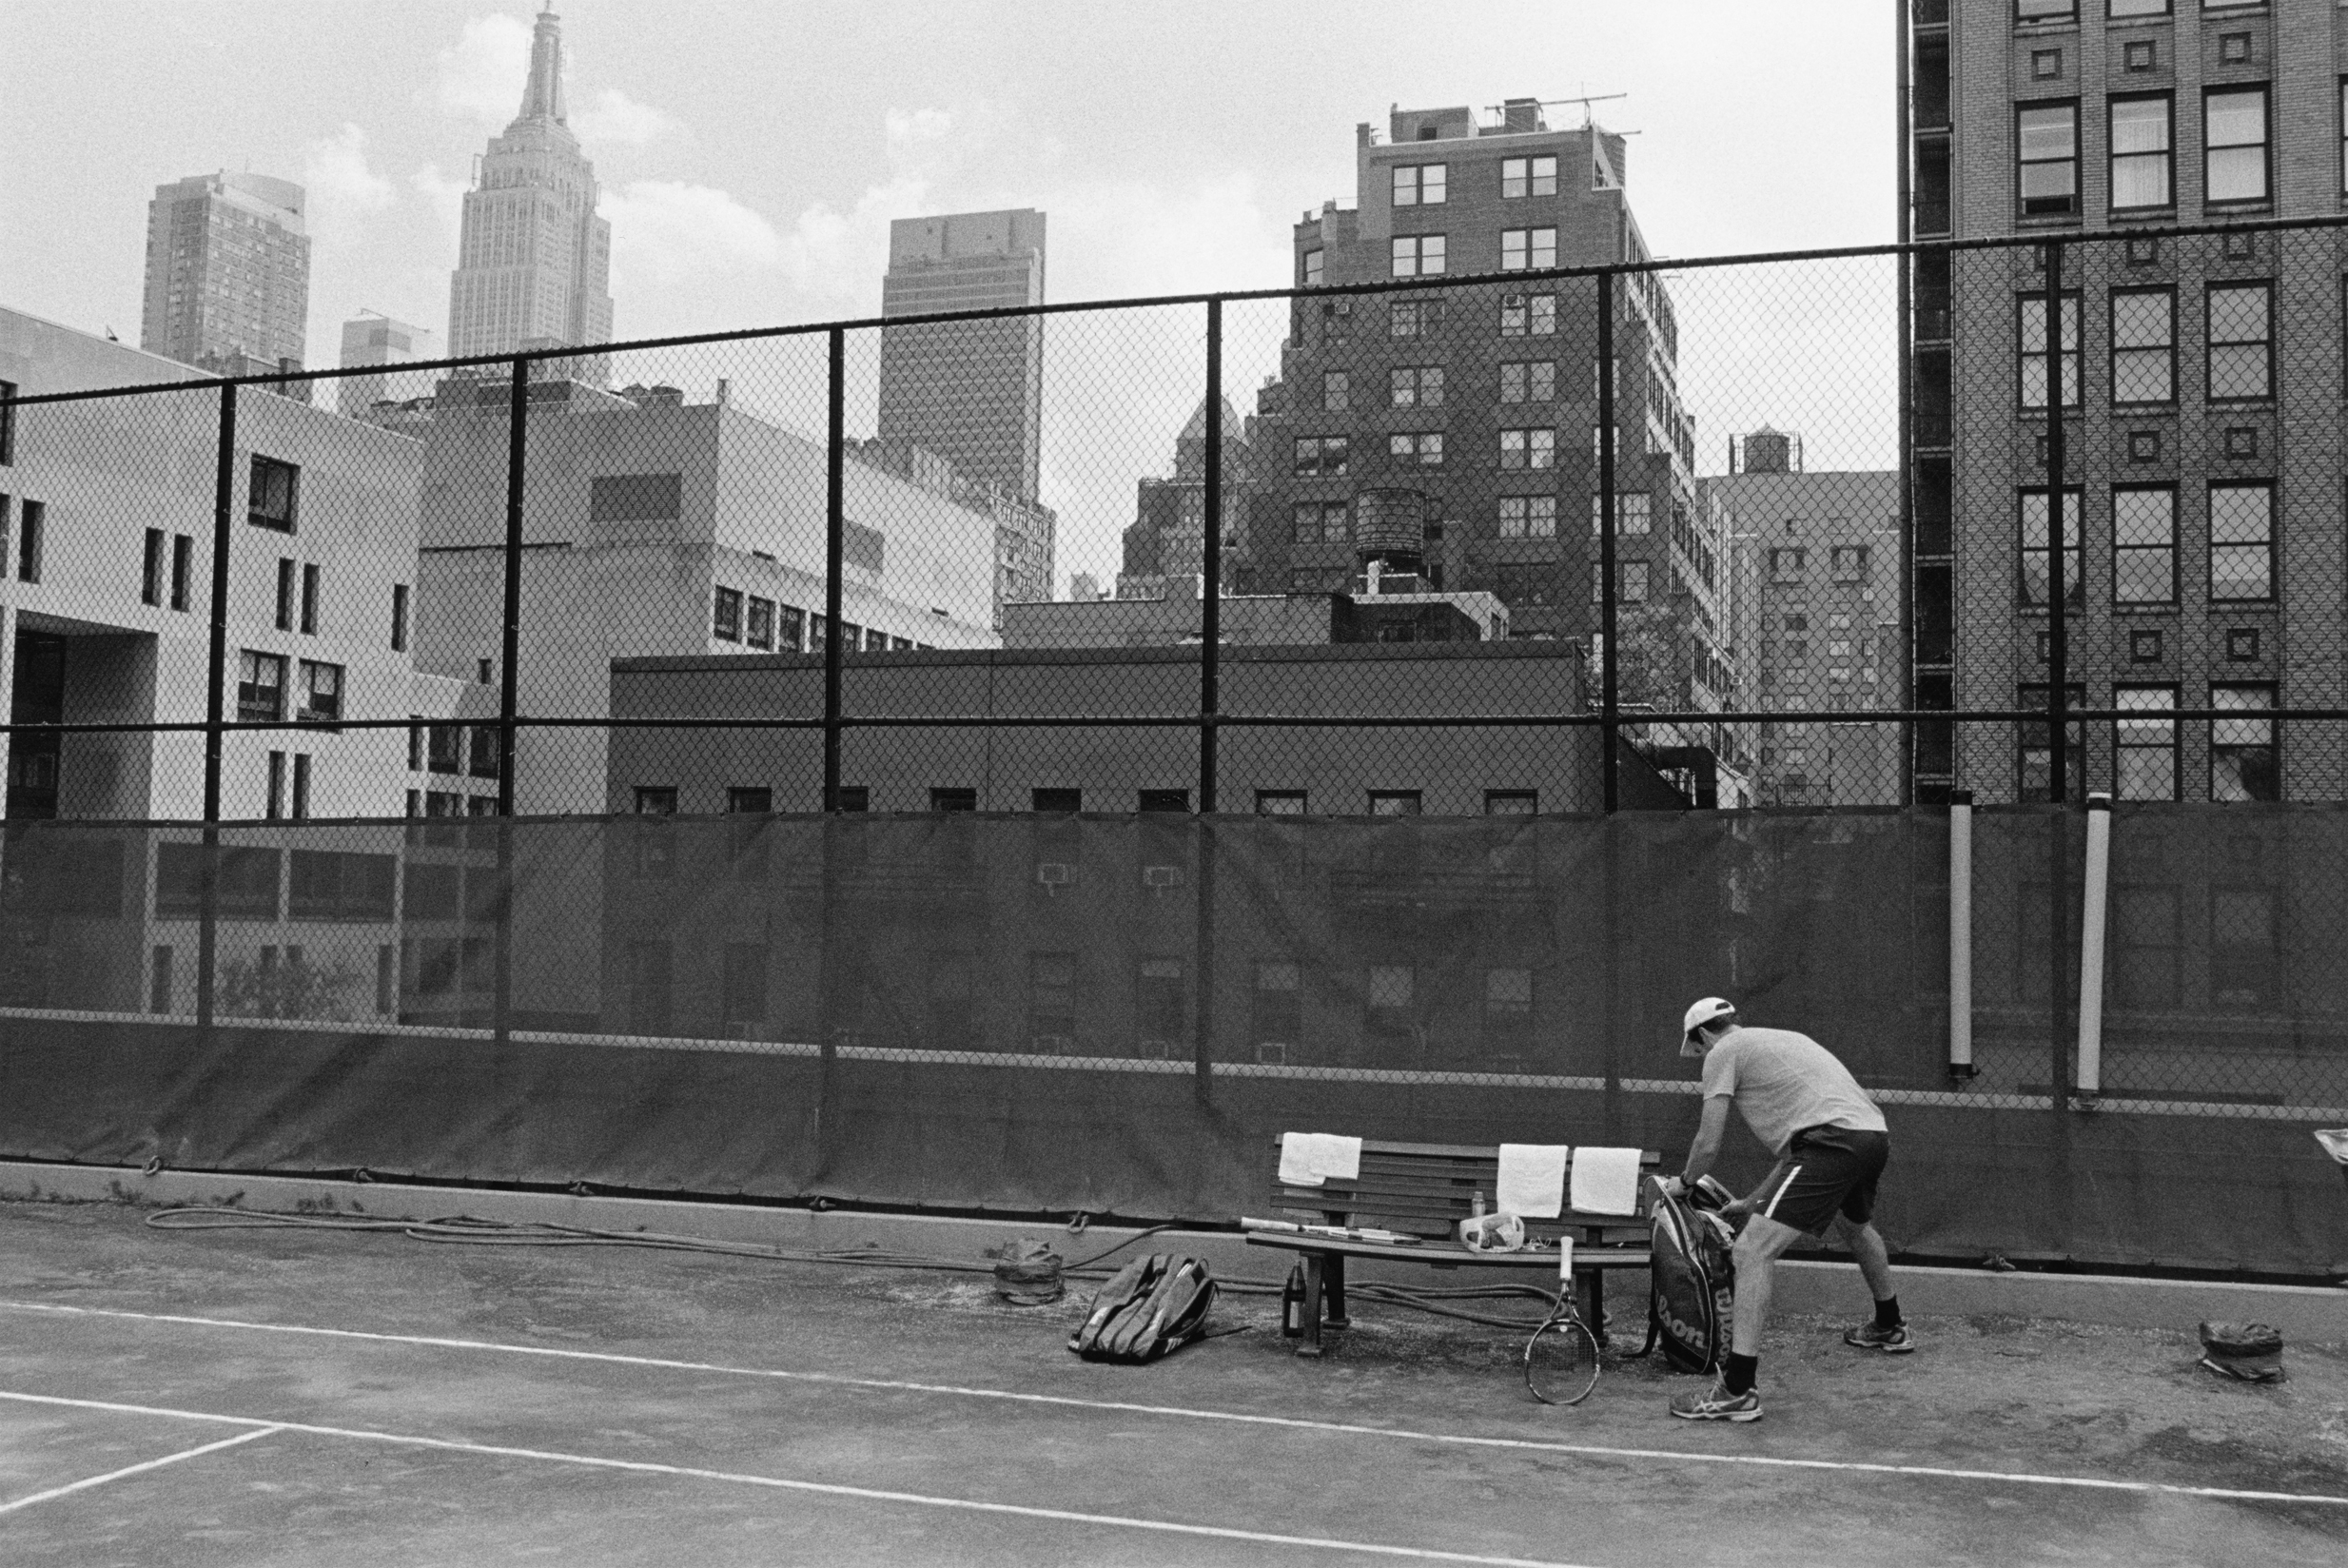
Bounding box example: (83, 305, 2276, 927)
(1639, 1175, 1740, 1375)
(1068, 1253, 1217, 1363)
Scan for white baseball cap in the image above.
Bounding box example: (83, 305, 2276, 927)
(1681, 996, 1736, 1056)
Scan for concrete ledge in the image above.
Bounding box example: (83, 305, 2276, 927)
(6, 1162, 2341, 1344)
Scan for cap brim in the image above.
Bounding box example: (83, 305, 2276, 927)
(1679, 1034, 1706, 1058)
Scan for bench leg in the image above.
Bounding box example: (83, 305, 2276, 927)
(1582, 1269, 1608, 1349)
(1297, 1254, 1326, 1357)
(1324, 1252, 1349, 1329)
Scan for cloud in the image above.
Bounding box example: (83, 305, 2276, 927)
(884, 107, 953, 153)
(436, 13, 531, 127)
(602, 181, 783, 288)
(303, 124, 396, 242)
(573, 88, 683, 147)
(411, 165, 472, 230)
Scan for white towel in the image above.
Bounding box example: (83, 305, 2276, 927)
(1495, 1143, 1570, 1219)
(1570, 1147, 1643, 1216)
(1279, 1131, 1363, 1187)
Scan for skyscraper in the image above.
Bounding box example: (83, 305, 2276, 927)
(446, 5, 613, 371)
(337, 312, 440, 420)
(878, 209, 1046, 502)
(140, 171, 311, 390)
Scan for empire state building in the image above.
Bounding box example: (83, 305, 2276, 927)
(446, 6, 613, 371)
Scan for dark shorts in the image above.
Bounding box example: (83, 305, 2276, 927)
(1753, 1125, 1889, 1238)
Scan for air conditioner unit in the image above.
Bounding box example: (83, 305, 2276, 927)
(1143, 864, 1182, 890)
(1036, 861, 1075, 891)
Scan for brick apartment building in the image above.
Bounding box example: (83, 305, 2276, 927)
(1240, 98, 1732, 731)
(1908, 0, 2348, 803)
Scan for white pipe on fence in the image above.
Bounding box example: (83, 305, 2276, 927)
(1948, 790, 1973, 1076)
(2076, 792, 2113, 1100)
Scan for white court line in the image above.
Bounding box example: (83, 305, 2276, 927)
(7, 1300, 2346, 1508)
(0, 1424, 280, 1517)
(0, 1389, 1587, 1568)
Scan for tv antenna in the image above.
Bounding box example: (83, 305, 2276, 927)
(1488, 93, 1629, 129)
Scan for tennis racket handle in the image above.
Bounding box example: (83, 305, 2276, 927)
(1556, 1237, 1575, 1281)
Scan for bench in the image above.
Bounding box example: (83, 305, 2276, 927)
(1244, 1137, 1658, 1357)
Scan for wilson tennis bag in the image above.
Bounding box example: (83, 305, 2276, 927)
(1638, 1175, 1740, 1375)
(1068, 1254, 1216, 1363)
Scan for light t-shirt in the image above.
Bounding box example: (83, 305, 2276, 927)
(1699, 1026, 1887, 1155)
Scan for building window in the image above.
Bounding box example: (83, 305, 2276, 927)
(1500, 227, 1557, 271)
(427, 724, 461, 774)
(2015, 0, 2076, 19)
(1294, 436, 1350, 477)
(776, 604, 804, 651)
(1498, 496, 1559, 539)
(2018, 683, 2087, 803)
(142, 529, 165, 606)
(1256, 790, 1306, 814)
(1029, 952, 1077, 1049)
(14, 500, 37, 582)
(2208, 481, 2273, 601)
(713, 585, 742, 640)
(1618, 561, 1650, 602)
(1392, 163, 1447, 206)
(1389, 298, 1443, 337)
(297, 660, 342, 724)
(1388, 432, 1443, 466)
(290, 754, 311, 820)
(1368, 791, 1421, 815)
(1498, 293, 1556, 337)
(1321, 370, 1349, 412)
(1500, 155, 1558, 199)
(172, 536, 192, 612)
(248, 455, 299, 531)
(237, 651, 285, 722)
(745, 596, 774, 650)
(1590, 493, 1651, 536)
(1498, 428, 1555, 470)
(266, 752, 285, 819)
(2019, 488, 2084, 608)
(2206, 283, 2272, 401)
(0, 380, 14, 465)
(2211, 686, 2279, 801)
(2112, 485, 2177, 603)
(2205, 87, 2269, 204)
(1484, 790, 1536, 814)
(468, 725, 501, 780)
(1253, 962, 1301, 1065)
(2016, 102, 2080, 217)
(1498, 362, 1555, 403)
(274, 559, 296, 630)
(2108, 0, 2168, 15)
(2108, 95, 2172, 209)
(1390, 234, 1446, 277)
(1391, 365, 1443, 407)
(1292, 500, 1349, 543)
(1769, 546, 1807, 582)
(389, 583, 409, 651)
(2109, 287, 2175, 405)
(1490, 562, 1562, 607)
(2114, 686, 2178, 801)
(1301, 248, 1323, 287)
(2018, 291, 2082, 409)
(301, 563, 320, 634)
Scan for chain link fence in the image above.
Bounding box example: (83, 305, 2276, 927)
(3, 216, 2346, 1276)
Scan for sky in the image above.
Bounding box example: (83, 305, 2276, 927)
(1, 0, 1902, 593)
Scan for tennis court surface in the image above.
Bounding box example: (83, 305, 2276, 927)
(1, 1199, 2342, 1567)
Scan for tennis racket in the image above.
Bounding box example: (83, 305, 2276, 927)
(1523, 1291, 1599, 1405)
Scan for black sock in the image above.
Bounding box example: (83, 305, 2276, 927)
(1875, 1296, 1903, 1331)
(1723, 1353, 1758, 1396)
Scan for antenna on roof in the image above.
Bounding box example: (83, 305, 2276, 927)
(1484, 93, 1629, 129)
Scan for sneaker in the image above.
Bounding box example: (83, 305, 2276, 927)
(1669, 1381, 1762, 1421)
(1844, 1322, 1917, 1354)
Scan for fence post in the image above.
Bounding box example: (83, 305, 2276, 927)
(493, 357, 528, 1043)
(2075, 792, 2112, 1104)
(1597, 268, 1619, 814)
(823, 327, 846, 813)
(1196, 298, 1223, 1094)
(2045, 238, 2072, 1109)
(1896, 0, 1916, 804)
(197, 381, 236, 1031)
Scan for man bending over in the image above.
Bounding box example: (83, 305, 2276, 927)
(1662, 996, 1912, 1422)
